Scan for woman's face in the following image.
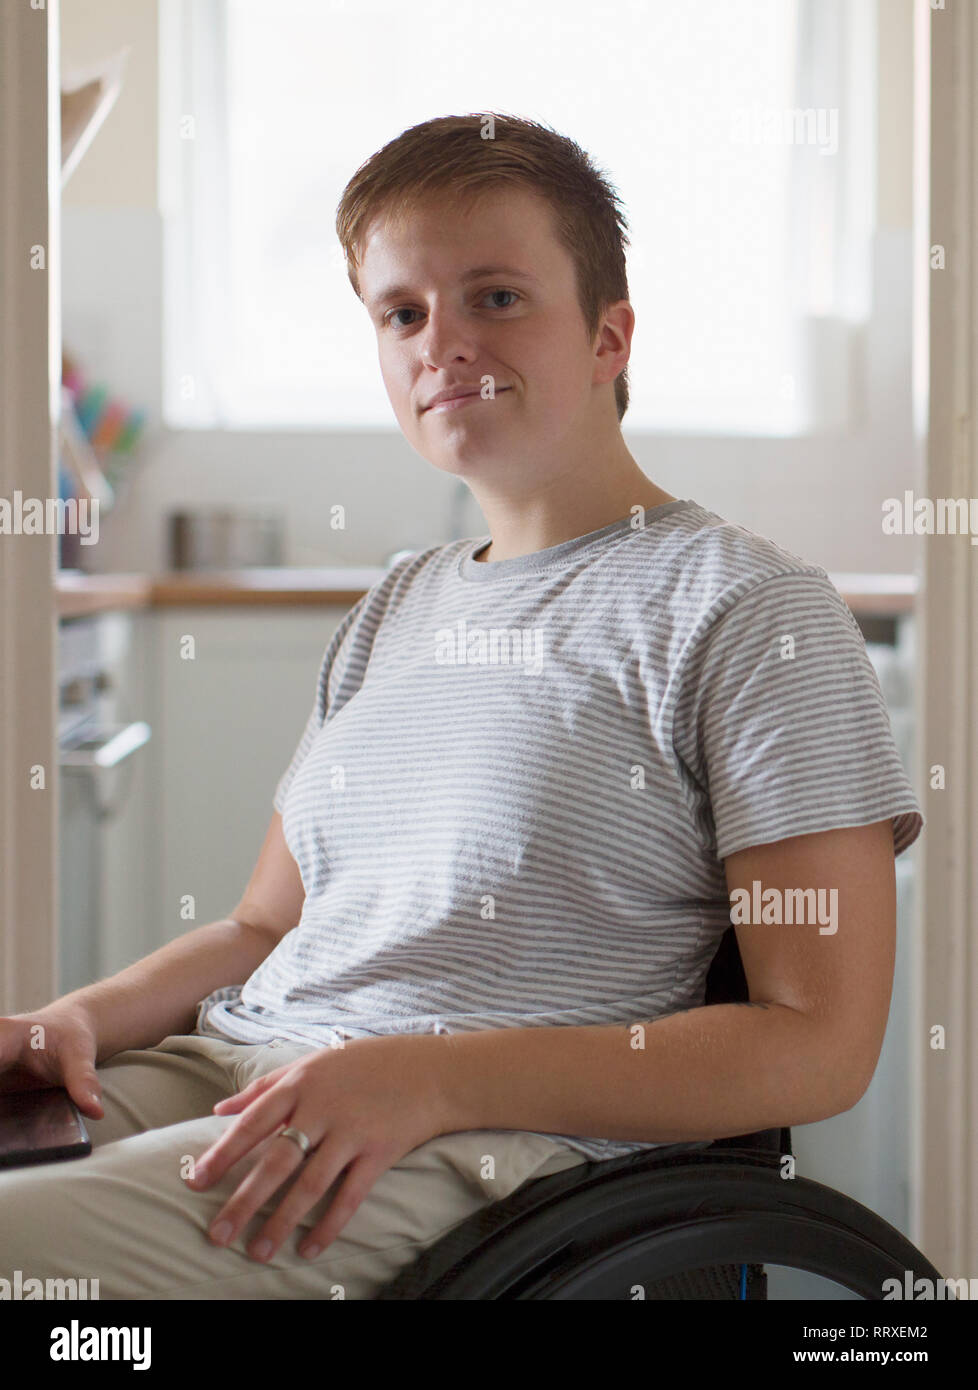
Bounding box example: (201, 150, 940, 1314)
(356, 186, 606, 489)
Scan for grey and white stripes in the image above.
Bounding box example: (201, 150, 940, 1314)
(196, 498, 923, 1161)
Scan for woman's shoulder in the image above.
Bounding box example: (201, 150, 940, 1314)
(641, 499, 844, 639)
(671, 499, 828, 585)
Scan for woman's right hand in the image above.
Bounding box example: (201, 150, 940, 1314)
(0, 1001, 104, 1119)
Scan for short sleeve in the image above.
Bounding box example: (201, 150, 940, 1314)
(672, 570, 924, 863)
(272, 594, 369, 814)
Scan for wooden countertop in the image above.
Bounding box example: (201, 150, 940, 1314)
(56, 567, 919, 620)
(56, 567, 388, 618)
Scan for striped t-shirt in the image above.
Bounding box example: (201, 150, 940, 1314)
(196, 497, 924, 1162)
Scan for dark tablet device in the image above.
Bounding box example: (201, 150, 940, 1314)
(0, 1087, 91, 1168)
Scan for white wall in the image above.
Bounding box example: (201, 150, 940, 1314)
(60, 0, 923, 578)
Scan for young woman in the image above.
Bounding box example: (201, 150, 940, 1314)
(0, 114, 922, 1300)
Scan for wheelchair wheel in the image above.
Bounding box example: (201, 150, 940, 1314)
(389, 1150, 945, 1300)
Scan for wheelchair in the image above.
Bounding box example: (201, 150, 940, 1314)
(376, 926, 944, 1299)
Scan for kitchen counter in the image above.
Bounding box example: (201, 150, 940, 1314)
(56, 567, 919, 620)
(56, 567, 389, 618)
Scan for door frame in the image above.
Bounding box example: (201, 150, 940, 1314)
(914, 0, 978, 1277)
(0, 0, 60, 1013)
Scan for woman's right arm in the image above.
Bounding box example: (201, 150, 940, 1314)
(0, 811, 304, 1106)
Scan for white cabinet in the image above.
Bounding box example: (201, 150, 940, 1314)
(60, 606, 350, 985)
(99, 612, 158, 976)
(58, 611, 156, 993)
(150, 608, 347, 945)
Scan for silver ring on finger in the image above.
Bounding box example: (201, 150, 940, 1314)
(278, 1125, 313, 1158)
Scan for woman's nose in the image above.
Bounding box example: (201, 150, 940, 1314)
(420, 308, 479, 368)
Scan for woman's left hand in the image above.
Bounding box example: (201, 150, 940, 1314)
(185, 1033, 453, 1263)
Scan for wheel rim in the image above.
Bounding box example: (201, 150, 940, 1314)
(519, 1211, 909, 1299)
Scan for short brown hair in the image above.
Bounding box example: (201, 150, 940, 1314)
(335, 112, 633, 422)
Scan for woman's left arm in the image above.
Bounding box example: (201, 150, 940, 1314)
(438, 818, 898, 1139)
(188, 817, 897, 1262)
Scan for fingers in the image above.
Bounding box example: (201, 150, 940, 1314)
(61, 1058, 103, 1118)
(297, 1154, 383, 1259)
(0, 1018, 103, 1117)
(0, 1065, 52, 1093)
(48, 1020, 101, 1117)
(212, 1068, 285, 1115)
(250, 1146, 371, 1264)
(187, 1084, 294, 1190)
(215, 1138, 377, 1264)
(207, 1134, 358, 1262)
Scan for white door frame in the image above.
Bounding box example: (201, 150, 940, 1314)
(914, 0, 978, 1277)
(0, 0, 60, 1013)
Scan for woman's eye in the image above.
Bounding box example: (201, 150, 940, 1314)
(483, 289, 519, 309)
(383, 289, 519, 329)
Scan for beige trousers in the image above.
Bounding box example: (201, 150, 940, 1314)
(0, 1031, 590, 1301)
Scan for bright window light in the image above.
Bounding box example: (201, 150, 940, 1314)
(162, 0, 874, 435)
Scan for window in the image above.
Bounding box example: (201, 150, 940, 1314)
(161, 0, 875, 434)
